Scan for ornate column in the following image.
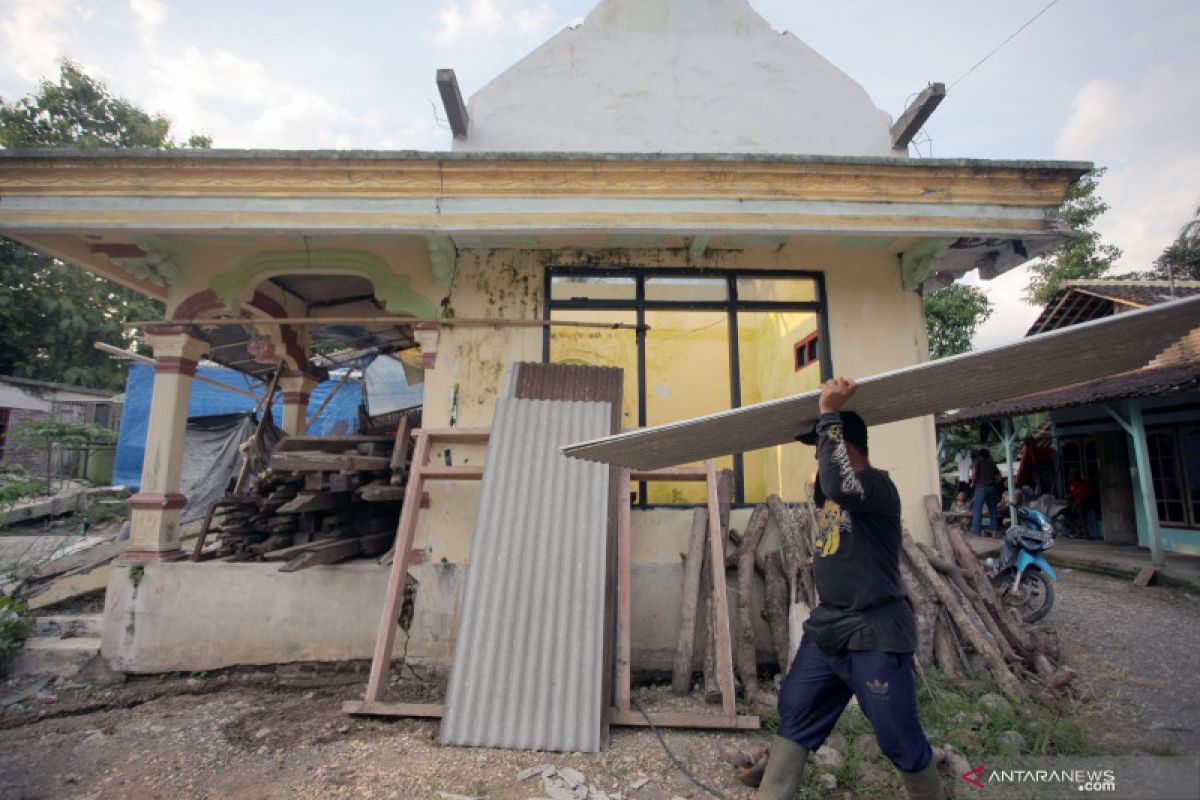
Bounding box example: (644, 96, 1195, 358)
(279, 372, 319, 435)
(123, 327, 209, 562)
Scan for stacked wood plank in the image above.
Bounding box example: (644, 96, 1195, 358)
(200, 423, 418, 571)
(674, 489, 1073, 707)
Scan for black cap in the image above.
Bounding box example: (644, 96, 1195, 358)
(796, 411, 869, 453)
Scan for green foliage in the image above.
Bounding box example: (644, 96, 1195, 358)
(1149, 204, 1200, 282)
(0, 238, 165, 389)
(0, 595, 35, 676)
(0, 59, 213, 390)
(128, 564, 145, 588)
(9, 420, 113, 449)
(0, 59, 210, 149)
(0, 466, 44, 529)
(8, 420, 114, 491)
(923, 284, 994, 360)
(1024, 169, 1124, 306)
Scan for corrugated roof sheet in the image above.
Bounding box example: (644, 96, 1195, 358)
(938, 361, 1200, 426)
(562, 293, 1200, 470)
(440, 398, 612, 752)
(510, 362, 624, 434)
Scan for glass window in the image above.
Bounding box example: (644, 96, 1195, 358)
(550, 275, 635, 302)
(1183, 428, 1200, 528)
(739, 311, 822, 502)
(548, 309, 639, 429)
(736, 277, 818, 303)
(645, 277, 726, 303)
(545, 269, 827, 506)
(1147, 430, 1187, 526)
(643, 309, 733, 502)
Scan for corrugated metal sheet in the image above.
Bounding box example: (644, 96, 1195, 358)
(440, 398, 612, 752)
(939, 361, 1200, 426)
(563, 293, 1200, 470)
(511, 362, 625, 434)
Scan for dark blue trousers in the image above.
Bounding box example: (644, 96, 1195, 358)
(972, 486, 999, 536)
(776, 637, 933, 773)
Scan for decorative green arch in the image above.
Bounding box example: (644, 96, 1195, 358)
(212, 249, 439, 318)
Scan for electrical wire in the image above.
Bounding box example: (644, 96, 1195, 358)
(949, 0, 1063, 90)
(631, 697, 730, 799)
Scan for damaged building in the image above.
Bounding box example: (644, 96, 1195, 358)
(0, 0, 1086, 698)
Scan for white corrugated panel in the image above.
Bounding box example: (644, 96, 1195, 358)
(440, 398, 612, 752)
(562, 293, 1200, 469)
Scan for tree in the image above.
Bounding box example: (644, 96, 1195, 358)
(0, 60, 211, 389)
(0, 59, 209, 149)
(1149, 203, 1200, 282)
(924, 283, 994, 360)
(1023, 168, 1123, 306)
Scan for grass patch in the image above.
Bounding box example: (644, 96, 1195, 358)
(767, 668, 1100, 797)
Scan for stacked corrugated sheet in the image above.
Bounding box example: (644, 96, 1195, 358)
(440, 362, 621, 753)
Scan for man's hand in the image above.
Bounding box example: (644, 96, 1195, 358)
(819, 376, 857, 414)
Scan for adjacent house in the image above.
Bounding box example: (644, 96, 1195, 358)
(0, 0, 1087, 672)
(941, 280, 1200, 558)
(0, 374, 119, 481)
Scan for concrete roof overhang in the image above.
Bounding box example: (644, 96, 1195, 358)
(0, 148, 1089, 301)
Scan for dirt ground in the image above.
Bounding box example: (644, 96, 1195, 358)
(0, 670, 772, 800)
(0, 567, 1197, 799)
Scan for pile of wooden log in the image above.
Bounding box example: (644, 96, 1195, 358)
(196, 421, 418, 571)
(673, 482, 1072, 707)
(903, 495, 1074, 699)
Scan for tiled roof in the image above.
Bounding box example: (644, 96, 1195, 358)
(938, 360, 1200, 426)
(1026, 280, 1200, 335)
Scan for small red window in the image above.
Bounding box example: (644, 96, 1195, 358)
(794, 333, 820, 371)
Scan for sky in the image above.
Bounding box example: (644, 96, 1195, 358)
(1, 0, 1197, 349)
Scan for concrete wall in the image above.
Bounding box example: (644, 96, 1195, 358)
(456, 0, 896, 155)
(100, 548, 779, 675)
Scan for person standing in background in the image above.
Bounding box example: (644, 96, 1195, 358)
(970, 449, 1001, 537)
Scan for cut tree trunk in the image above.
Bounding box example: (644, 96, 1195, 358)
(762, 551, 792, 675)
(672, 508, 709, 695)
(735, 505, 772, 705)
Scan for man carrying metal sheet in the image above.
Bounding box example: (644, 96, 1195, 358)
(755, 377, 944, 800)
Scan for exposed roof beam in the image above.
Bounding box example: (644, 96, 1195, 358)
(437, 69, 469, 140)
(891, 83, 947, 150)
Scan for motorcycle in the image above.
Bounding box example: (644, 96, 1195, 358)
(985, 506, 1058, 623)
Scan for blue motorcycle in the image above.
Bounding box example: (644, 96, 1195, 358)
(986, 506, 1058, 623)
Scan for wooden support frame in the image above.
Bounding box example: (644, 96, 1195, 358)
(360, 427, 488, 707)
(348, 445, 758, 733)
(610, 462, 752, 729)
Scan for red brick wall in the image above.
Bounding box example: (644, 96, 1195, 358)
(0, 407, 52, 477)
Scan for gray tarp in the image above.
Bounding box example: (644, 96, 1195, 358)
(179, 413, 280, 524)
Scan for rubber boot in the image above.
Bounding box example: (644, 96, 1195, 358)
(755, 736, 809, 800)
(899, 762, 945, 800)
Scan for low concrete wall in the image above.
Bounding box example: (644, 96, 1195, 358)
(101, 559, 774, 675)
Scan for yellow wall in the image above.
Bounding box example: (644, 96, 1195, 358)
(415, 245, 939, 567)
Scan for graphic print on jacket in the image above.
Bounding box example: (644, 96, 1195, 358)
(815, 501, 851, 557)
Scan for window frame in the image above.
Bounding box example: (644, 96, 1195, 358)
(543, 266, 831, 506)
(1147, 425, 1200, 530)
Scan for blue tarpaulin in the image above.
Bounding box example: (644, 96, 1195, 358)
(114, 363, 362, 490)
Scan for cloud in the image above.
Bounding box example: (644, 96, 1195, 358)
(1054, 65, 1200, 271)
(430, 0, 554, 46)
(0, 0, 91, 82)
(129, 0, 166, 48)
(143, 47, 442, 149)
